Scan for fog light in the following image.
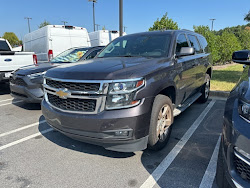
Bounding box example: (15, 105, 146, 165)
(115, 130, 129, 136)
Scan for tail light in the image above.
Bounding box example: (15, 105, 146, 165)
(33, 54, 38, 65)
(48, 50, 53, 61)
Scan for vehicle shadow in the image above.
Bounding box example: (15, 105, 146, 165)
(0, 82, 10, 95)
(38, 116, 135, 159)
(13, 102, 41, 110)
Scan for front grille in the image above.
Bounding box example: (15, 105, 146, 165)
(234, 153, 250, 182)
(10, 77, 27, 86)
(46, 79, 100, 92)
(47, 93, 96, 112)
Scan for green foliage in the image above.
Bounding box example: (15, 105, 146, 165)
(39, 20, 51, 28)
(244, 11, 250, 22)
(149, 13, 179, 31)
(2, 32, 22, 47)
(215, 23, 250, 37)
(218, 32, 241, 63)
(238, 30, 250, 49)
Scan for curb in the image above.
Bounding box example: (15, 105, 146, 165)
(210, 90, 230, 98)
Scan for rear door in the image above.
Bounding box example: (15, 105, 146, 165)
(175, 34, 195, 102)
(187, 34, 204, 92)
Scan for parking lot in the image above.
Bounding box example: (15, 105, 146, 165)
(0, 82, 224, 188)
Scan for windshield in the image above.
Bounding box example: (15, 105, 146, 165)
(50, 48, 89, 63)
(97, 33, 171, 58)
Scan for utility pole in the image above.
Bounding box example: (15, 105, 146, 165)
(210, 19, 216, 31)
(119, 0, 123, 36)
(95, 24, 100, 30)
(24, 17, 32, 33)
(123, 26, 127, 33)
(88, 0, 97, 31)
(62, 21, 68, 26)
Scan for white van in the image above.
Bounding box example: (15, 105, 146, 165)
(23, 25, 91, 62)
(89, 30, 126, 47)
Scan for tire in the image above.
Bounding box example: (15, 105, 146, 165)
(148, 95, 173, 151)
(216, 142, 230, 188)
(198, 74, 210, 103)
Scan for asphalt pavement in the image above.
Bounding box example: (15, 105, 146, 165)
(0, 82, 224, 188)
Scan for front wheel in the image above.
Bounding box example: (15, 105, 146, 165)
(148, 95, 173, 151)
(198, 74, 210, 103)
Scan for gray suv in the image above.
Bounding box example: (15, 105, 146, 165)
(42, 30, 212, 152)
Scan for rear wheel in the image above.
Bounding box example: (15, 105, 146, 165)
(198, 74, 210, 103)
(148, 95, 173, 151)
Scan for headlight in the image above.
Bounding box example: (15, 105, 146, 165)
(238, 99, 250, 122)
(106, 79, 145, 110)
(27, 71, 46, 79)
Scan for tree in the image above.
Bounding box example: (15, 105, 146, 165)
(218, 31, 241, 63)
(244, 11, 250, 22)
(38, 20, 51, 28)
(238, 30, 250, 50)
(2, 32, 21, 47)
(149, 13, 179, 31)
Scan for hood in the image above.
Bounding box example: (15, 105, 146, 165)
(15, 63, 56, 76)
(45, 57, 172, 80)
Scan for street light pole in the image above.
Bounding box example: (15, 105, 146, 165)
(24, 17, 32, 33)
(62, 21, 68, 26)
(210, 19, 216, 31)
(88, 0, 97, 31)
(119, 0, 123, 36)
(124, 26, 127, 33)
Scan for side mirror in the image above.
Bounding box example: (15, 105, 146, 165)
(232, 50, 250, 64)
(177, 47, 195, 57)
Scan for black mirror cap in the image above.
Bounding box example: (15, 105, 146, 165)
(178, 47, 195, 57)
(232, 50, 250, 64)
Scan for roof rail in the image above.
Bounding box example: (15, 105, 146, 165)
(181, 29, 194, 32)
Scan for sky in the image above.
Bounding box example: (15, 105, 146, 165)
(0, 0, 249, 40)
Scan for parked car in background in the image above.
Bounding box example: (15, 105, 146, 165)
(216, 50, 250, 188)
(10, 46, 103, 103)
(89, 30, 126, 47)
(23, 25, 91, 63)
(42, 30, 212, 152)
(0, 38, 36, 82)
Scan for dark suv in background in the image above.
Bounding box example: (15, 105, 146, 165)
(216, 50, 250, 188)
(42, 30, 212, 152)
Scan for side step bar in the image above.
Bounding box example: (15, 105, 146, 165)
(173, 92, 202, 117)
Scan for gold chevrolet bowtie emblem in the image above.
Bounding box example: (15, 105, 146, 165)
(55, 89, 70, 99)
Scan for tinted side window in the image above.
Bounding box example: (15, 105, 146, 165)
(198, 36, 209, 53)
(187, 35, 202, 54)
(176, 34, 189, 53)
(86, 49, 102, 60)
(0, 41, 11, 51)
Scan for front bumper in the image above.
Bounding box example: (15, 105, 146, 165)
(41, 97, 154, 152)
(9, 75, 44, 103)
(221, 99, 250, 188)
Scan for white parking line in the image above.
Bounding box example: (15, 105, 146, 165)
(199, 135, 221, 188)
(0, 120, 47, 138)
(0, 100, 23, 107)
(0, 98, 13, 103)
(0, 128, 53, 151)
(140, 100, 216, 188)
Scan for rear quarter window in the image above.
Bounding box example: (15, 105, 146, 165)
(187, 35, 203, 54)
(0, 41, 11, 51)
(198, 36, 209, 53)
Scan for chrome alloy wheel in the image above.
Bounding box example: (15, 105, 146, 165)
(157, 104, 172, 142)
